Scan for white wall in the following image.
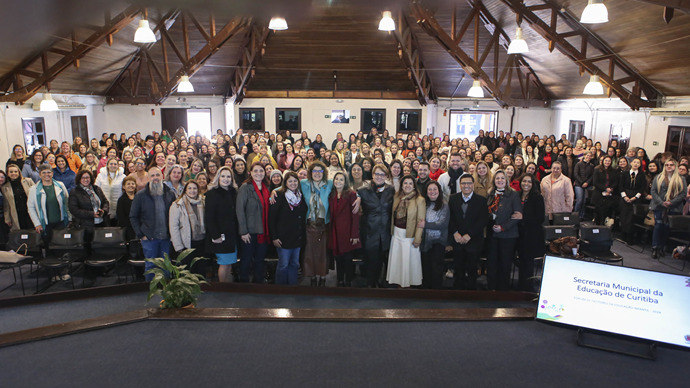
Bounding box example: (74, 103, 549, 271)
(234, 98, 425, 146)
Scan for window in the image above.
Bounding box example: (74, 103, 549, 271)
(161, 108, 212, 139)
(568, 120, 585, 144)
(276, 108, 301, 134)
(361, 109, 386, 133)
(448, 110, 497, 139)
(666, 126, 690, 160)
(396, 109, 422, 133)
(22, 118, 46, 154)
(239, 108, 265, 133)
(71, 116, 88, 141)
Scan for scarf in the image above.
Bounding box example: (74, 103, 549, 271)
(488, 188, 504, 215)
(81, 184, 103, 223)
(309, 180, 326, 221)
(395, 191, 416, 221)
(448, 167, 464, 194)
(35, 180, 69, 229)
(285, 188, 302, 210)
(252, 180, 270, 243)
(184, 196, 205, 240)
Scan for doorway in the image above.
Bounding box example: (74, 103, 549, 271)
(665, 125, 690, 160)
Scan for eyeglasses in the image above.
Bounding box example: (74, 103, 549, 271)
(374, 173, 387, 178)
(312, 169, 324, 173)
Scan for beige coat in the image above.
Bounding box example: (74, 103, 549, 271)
(391, 195, 426, 245)
(541, 173, 574, 216)
(2, 178, 34, 230)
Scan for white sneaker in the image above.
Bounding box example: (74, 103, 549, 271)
(61, 274, 71, 281)
(51, 275, 60, 282)
(445, 269, 454, 279)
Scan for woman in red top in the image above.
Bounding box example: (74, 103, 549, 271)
(428, 156, 444, 181)
(537, 144, 557, 181)
(328, 171, 361, 287)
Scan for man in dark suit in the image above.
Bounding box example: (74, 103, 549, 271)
(448, 174, 489, 289)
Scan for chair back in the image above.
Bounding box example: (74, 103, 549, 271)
(7, 229, 42, 252)
(552, 212, 580, 226)
(580, 225, 612, 243)
(668, 215, 690, 231)
(91, 227, 127, 249)
(544, 225, 577, 241)
(49, 227, 86, 248)
(633, 203, 649, 217)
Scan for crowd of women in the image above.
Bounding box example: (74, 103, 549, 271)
(0, 126, 685, 289)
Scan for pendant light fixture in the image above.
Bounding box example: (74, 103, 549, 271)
(269, 17, 288, 30)
(39, 92, 59, 111)
(583, 75, 604, 95)
(134, 19, 156, 43)
(580, 0, 608, 24)
(467, 80, 484, 98)
(507, 27, 529, 54)
(378, 11, 395, 31)
(177, 75, 194, 93)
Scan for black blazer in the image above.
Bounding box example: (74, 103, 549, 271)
(517, 193, 546, 259)
(204, 186, 238, 254)
(68, 185, 110, 232)
(448, 192, 489, 251)
(268, 191, 307, 249)
(619, 170, 647, 199)
(487, 189, 522, 239)
(591, 167, 619, 205)
(358, 183, 395, 251)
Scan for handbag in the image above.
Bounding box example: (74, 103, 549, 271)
(643, 211, 654, 226)
(7, 229, 42, 251)
(0, 243, 31, 264)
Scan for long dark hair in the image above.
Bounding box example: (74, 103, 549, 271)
(424, 180, 444, 211)
(517, 173, 541, 198)
(329, 171, 353, 198)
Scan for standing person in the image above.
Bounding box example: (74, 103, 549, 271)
(0, 170, 8, 244)
(2, 164, 35, 230)
(517, 173, 545, 292)
(448, 174, 488, 290)
(420, 181, 449, 289)
(61, 141, 82, 173)
(438, 153, 465, 201)
(129, 158, 150, 191)
(358, 164, 395, 288)
(6, 144, 28, 171)
(486, 170, 522, 291)
(205, 166, 239, 283)
(573, 151, 594, 218)
(328, 171, 361, 287)
(129, 167, 177, 281)
(591, 156, 618, 225)
(300, 161, 333, 286)
(540, 161, 574, 220)
(169, 180, 207, 276)
(236, 162, 270, 283)
(619, 158, 646, 245)
(53, 155, 76, 193)
(22, 149, 44, 183)
(386, 175, 426, 288)
(649, 159, 685, 258)
(164, 165, 185, 198)
(269, 171, 308, 285)
(69, 170, 109, 243)
(117, 176, 138, 241)
(27, 164, 70, 245)
(95, 158, 125, 225)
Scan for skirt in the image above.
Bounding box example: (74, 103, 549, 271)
(386, 227, 422, 287)
(304, 220, 328, 277)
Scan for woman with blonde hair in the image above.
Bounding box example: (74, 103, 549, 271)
(205, 166, 239, 282)
(169, 180, 207, 275)
(650, 158, 686, 258)
(472, 161, 493, 198)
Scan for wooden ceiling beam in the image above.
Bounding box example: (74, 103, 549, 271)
(392, 10, 437, 105)
(499, 0, 661, 110)
(0, 4, 141, 103)
(227, 22, 270, 104)
(633, 0, 690, 13)
(410, 1, 549, 108)
(108, 16, 251, 105)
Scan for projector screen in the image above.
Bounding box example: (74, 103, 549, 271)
(537, 255, 690, 348)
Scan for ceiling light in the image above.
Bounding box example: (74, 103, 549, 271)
(177, 75, 194, 93)
(378, 11, 395, 31)
(583, 75, 604, 95)
(580, 0, 608, 24)
(40, 93, 59, 111)
(507, 27, 529, 54)
(269, 17, 288, 30)
(134, 19, 156, 43)
(467, 80, 484, 98)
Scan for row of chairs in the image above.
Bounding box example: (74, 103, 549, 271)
(2, 227, 131, 295)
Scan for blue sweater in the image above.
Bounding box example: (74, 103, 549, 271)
(53, 167, 76, 193)
(300, 179, 333, 224)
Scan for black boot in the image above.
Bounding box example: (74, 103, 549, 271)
(310, 277, 317, 286)
(652, 248, 658, 259)
(318, 278, 326, 287)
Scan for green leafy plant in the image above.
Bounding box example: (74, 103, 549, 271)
(145, 249, 208, 309)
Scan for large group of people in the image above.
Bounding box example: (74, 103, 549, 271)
(0, 125, 684, 290)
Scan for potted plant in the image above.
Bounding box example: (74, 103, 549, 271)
(145, 248, 208, 309)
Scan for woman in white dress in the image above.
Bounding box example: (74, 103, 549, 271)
(386, 175, 426, 287)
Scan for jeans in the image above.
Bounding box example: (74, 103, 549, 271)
(574, 186, 586, 218)
(240, 235, 267, 283)
(652, 209, 678, 248)
(142, 238, 171, 281)
(276, 247, 301, 285)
